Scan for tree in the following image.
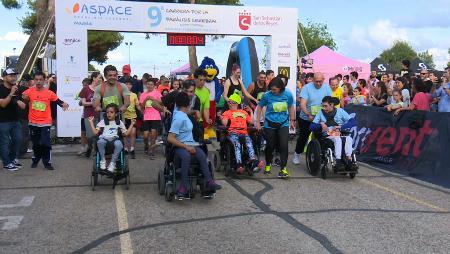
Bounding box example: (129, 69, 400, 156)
(448, 48, 450, 68)
(88, 32, 124, 64)
(418, 50, 436, 69)
(298, 21, 337, 57)
(380, 41, 417, 71)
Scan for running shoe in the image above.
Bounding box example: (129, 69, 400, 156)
(107, 162, 116, 173)
(3, 163, 19, 171)
(175, 185, 190, 200)
(144, 145, 149, 154)
(100, 159, 107, 170)
(13, 159, 22, 168)
(207, 180, 222, 190)
(149, 153, 155, 160)
(264, 165, 272, 174)
(130, 150, 136, 159)
(278, 167, 290, 179)
(31, 161, 38, 168)
(236, 166, 245, 175)
(45, 164, 55, 170)
(293, 153, 301, 165)
(273, 158, 281, 167)
(253, 160, 265, 173)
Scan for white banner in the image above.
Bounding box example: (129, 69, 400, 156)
(55, 0, 298, 137)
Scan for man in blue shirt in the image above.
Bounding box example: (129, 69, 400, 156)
(433, 67, 450, 112)
(293, 72, 332, 164)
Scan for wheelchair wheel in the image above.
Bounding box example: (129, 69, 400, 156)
(321, 165, 327, 180)
(212, 151, 221, 172)
(306, 140, 321, 176)
(125, 174, 130, 190)
(90, 174, 98, 191)
(165, 183, 174, 202)
(157, 170, 165, 195)
(349, 173, 356, 179)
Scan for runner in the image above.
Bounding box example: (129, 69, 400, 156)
(293, 72, 332, 165)
(193, 69, 212, 131)
(330, 77, 343, 107)
(123, 77, 141, 159)
(255, 77, 296, 179)
(248, 71, 267, 108)
(139, 80, 164, 159)
(94, 65, 130, 113)
(79, 77, 100, 157)
(0, 68, 25, 171)
(223, 64, 258, 106)
(22, 71, 69, 170)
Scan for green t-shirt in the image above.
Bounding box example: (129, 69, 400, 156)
(94, 82, 130, 109)
(195, 87, 210, 122)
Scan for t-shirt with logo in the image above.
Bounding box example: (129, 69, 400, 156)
(259, 90, 294, 129)
(96, 119, 126, 141)
(222, 109, 251, 135)
(195, 87, 210, 121)
(123, 92, 138, 119)
(22, 87, 59, 126)
(93, 82, 130, 109)
(299, 82, 332, 121)
(139, 90, 162, 121)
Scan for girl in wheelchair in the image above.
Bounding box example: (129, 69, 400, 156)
(310, 96, 357, 170)
(167, 92, 221, 200)
(87, 104, 135, 173)
(220, 93, 265, 174)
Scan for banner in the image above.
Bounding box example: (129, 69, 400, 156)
(346, 105, 450, 185)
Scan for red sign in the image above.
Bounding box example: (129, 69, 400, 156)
(167, 33, 205, 46)
(239, 11, 251, 30)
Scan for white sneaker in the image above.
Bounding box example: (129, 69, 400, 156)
(3, 163, 19, 171)
(293, 153, 301, 165)
(107, 162, 116, 173)
(100, 159, 107, 170)
(26, 148, 33, 153)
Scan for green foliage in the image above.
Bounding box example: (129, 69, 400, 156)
(418, 50, 436, 69)
(298, 21, 337, 57)
(88, 31, 124, 64)
(380, 41, 417, 70)
(88, 64, 98, 72)
(1, 0, 21, 9)
(19, 0, 37, 35)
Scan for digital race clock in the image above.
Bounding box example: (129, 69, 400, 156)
(167, 33, 206, 46)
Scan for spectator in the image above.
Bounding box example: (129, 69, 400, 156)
(386, 90, 404, 112)
(329, 77, 343, 107)
(170, 79, 181, 92)
(265, 70, 275, 86)
(0, 68, 25, 171)
(432, 67, 450, 112)
(400, 59, 411, 77)
(395, 77, 411, 107)
(369, 81, 388, 107)
(395, 78, 432, 115)
(341, 83, 353, 107)
(350, 71, 358, 89)
(357, 79, 369, 97)
(343, 75, 349, 84)
(351, 87, 366, 105)
(420, 69, 430, 81)
(387, 73, 396, 90)
(335, 74, 343, 86)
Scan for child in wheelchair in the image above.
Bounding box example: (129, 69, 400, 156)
(220, 93, 265, 175)
(310, 96, 357, 171)
(167, 92, 221, 200)
(87, 104, 135, 173)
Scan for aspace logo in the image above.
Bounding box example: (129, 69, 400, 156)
(239, 11, 251, 30)
(66, 3, 132, 16)
(148, 6, 162, 27)
(63, 38, 81, 46)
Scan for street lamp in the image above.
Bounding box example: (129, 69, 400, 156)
(13, 48, 16, 55)
(125, 41, 133, 65)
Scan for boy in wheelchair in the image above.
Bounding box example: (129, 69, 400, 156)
(87, 104, 135, 173)
(310, 96, 357, 171)
(167, 92, 221, 200)
(219, 94, 265, 174)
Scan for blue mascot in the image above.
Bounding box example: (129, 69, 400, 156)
(199, 57, 222, 139)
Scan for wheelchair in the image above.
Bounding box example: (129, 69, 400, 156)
(157, 143, 216, 202)
(215, 126, 261, 178)
(90, 114, 130, 191)
(306, 130, 359, 179)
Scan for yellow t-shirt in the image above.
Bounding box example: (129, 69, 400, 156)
(123, 92, 138, 119)
(331, 87, 343, 108)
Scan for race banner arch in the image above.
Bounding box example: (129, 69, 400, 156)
(55, 1, 298, 137)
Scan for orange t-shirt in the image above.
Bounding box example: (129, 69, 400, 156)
(23, 87, 58, 125)
(158, 85, 170, 94)
(222, 109, 250, 135)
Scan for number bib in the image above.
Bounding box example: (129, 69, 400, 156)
(272, 102, 287, 112)
(310, 105, 322, 116)
(145, 100, 153, 108)
(32, 101, 46, 112)
(103, 95, 119, 107)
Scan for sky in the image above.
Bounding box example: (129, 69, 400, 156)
(0, 0, 449, 77)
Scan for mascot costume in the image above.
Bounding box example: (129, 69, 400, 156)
(199, 57, 223, 139)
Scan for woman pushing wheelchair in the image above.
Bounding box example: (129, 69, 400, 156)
(310, 96, 358, 171)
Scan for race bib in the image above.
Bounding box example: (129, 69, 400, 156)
(257, 92, 265, 100)
(145, 100, 153, 108)
(272, 102, 287, 112)
(103, 95, 119, 106)
(127, 104, 136, 112)
(310, 105, 322, 116)
(32, 101, 46, 112)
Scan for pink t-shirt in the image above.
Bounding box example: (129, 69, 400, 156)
(412, 92, 432, 111)
(139, 90, 162, 120)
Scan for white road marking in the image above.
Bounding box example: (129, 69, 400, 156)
(0, 216, 24, 230)
(115, 186, 133, 254)
(0, 196, 35, 209)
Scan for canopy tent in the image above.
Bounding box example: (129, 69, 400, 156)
(302, 46, 370, 81)
(410, 58, 433, 72)
(370, 57, 396, 74)
(170, 63, 190, 76)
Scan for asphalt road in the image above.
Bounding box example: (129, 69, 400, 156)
(1, 142, 450, 254)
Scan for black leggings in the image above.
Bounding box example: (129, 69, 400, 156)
(295, 118, 312, 154)
(264, 127, 289, 169)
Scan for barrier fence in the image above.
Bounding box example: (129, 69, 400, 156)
(345, 105, 450, 187)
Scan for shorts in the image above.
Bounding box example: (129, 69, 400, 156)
(142, 120, 161, 132)
(81, 118, 86, 132)
(124, 118, 136, 129)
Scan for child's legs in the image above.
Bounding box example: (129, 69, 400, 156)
(97, 139, 107, 160)
(143, 130, 149, 147)
(228, 134, 242, 165)
(149, 129, 158, 152)
(328, 136, 342, 159)
(242, 134, 256, 160)
(111, 140, 123, 162)
(344, 136, 353, 158)
(129, 127, 136, 150)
